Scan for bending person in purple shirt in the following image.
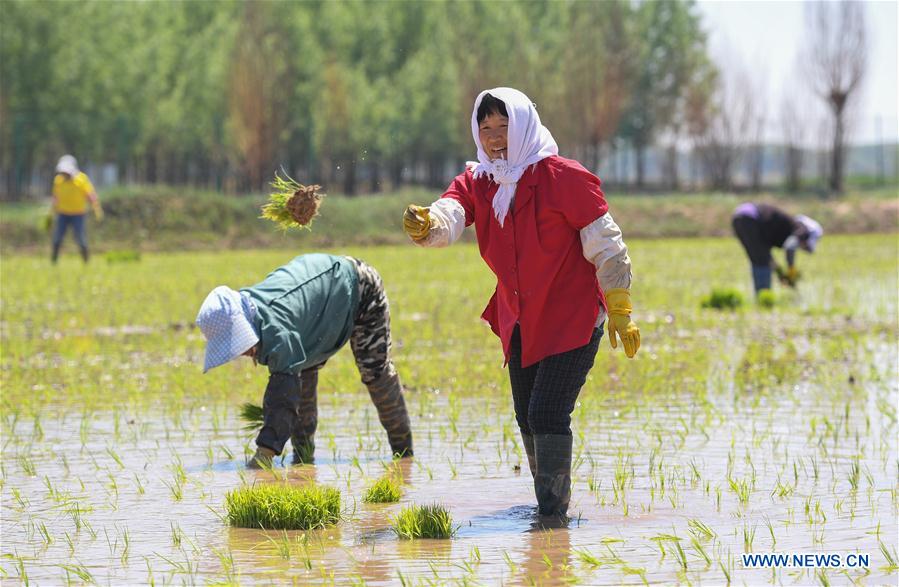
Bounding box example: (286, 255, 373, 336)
(732, 203, 823, 294)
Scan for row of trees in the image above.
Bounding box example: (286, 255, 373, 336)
(0, 0, 867, 198)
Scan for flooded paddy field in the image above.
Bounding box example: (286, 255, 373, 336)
(2, 235, 897, 585)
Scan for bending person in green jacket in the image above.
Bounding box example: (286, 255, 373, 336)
(196, 253, 413, 468)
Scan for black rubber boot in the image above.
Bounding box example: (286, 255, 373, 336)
(533, 434, 573, 519)
(521, 431, 536, 478)
(366, 366, 413, 458)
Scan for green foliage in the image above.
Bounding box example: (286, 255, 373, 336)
(225, 483, 341, 530)
(1, 1, 713, 194)
(701, 288, 744, 310)
(362, 475, 402, 504)
(391, 503, 455, 539)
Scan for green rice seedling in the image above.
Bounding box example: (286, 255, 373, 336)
(672, 537, 688, 571)
(163, 476, 184, 501)
(742, 524, 756, 551)
(700, 288, 744, 310)
(266, 531, 293, 560)
(19, 454, 36, 477)
(879, 540, 899, 572)
(575, 548, 602, 567)
(691, 537, 711, 567)
(225, 483, 340, 530)
(212, 547, 236, 583)
(688, 519, 716, 541)
(261, 173, 324, 230)
(61, 563, 95, 584)
(728, 476, 752, 506)
(170, 523, 183, 547)
(848, 455, 861, 491)
(502, 550, 516, 573)
(362, 474, 402, 503)
(391, 503, 456, 539)
(37, 521, 52, 546)
(719, 560, 731, 585)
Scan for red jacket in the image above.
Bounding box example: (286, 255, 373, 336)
(441, 155, 609, 367)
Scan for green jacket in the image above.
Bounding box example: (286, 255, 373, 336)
(242, 254, 359, 374)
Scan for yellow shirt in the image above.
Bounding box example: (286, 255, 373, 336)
(53, 172, 95, 215)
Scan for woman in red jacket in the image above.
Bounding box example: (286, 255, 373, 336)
(403, 87, 640, 521)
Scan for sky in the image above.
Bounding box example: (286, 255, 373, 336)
(695, 0, 898, 144)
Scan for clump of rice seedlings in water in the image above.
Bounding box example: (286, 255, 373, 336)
(105, 250, 141, 264)
(261, 172, 324, 230)
(239, 402, 263, 431)
(225, 483, 340, 530)
(391, 503, 456, 539)
(700, 288, 744, 310)
(363, 474, 402, 503)
(756, 289, 777, 308)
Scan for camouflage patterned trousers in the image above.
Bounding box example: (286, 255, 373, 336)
(288, 257, 413, 460)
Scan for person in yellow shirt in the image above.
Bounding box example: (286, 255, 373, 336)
(51, 155, 102, 263)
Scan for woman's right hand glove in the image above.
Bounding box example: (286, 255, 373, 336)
(403, 204, 431, 240)
(605, 288, 641, 358)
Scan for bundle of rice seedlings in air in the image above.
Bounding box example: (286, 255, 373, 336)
(240, 402, 264, 431)
(261, 173, 324, 230)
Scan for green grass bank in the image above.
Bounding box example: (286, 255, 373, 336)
(1, 185, 895, 253)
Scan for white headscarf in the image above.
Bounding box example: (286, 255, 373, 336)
(56, 155, 79, 177)
(795, 215, 824, 252)
(469, 88, 558, 227)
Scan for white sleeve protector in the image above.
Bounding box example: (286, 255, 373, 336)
(580, 212, 632, 291)
(412, 198, 467, 248)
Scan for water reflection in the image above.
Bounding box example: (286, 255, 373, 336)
(515, 527, 572, 586)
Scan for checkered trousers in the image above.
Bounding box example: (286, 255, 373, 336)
(508, 324, 603, 436)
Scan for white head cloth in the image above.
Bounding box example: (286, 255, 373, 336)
(56, 155, 79, 177)
(795, 215, 823, 252)
(468, 88, 558, 227)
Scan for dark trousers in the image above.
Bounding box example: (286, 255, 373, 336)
(508, 324, 602, 436)
(732, 215, 773, 292)
(52, 213, 88, 262)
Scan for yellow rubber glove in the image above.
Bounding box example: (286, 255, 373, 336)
(403, 204, 431, 240)
(92, 202, 104, 222)
(786, 265, 799, 284)
(605, 288, 640, 358)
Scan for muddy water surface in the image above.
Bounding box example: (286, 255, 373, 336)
(3, 365, 897, 585)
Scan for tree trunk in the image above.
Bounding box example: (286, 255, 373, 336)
(750, 144, 763, 192)
(390, 160, 403, 189)
(785, 146, 803, 193)
(665, 145, 679, 190)
(634, 143, 646, 189)
(343, 157, 357, 196)
(830, 109, 845, 193)
(370, 161, 382, 193)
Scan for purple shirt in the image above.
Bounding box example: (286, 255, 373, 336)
(733, 202, 759, 219)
